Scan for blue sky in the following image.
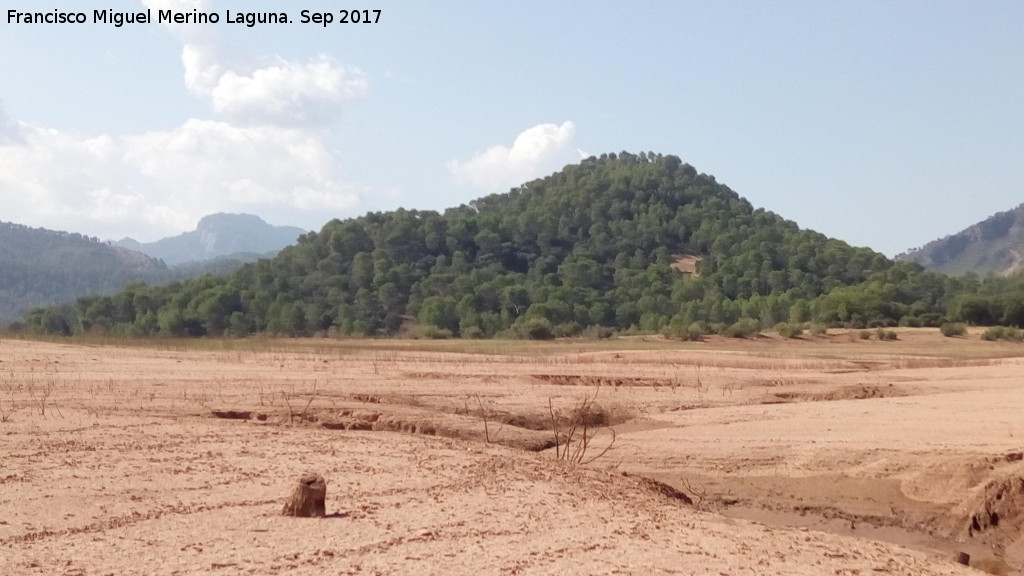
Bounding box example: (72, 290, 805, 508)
(1, 0, 1021, 256)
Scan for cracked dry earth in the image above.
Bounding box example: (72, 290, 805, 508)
(0, 333, 1020, 575)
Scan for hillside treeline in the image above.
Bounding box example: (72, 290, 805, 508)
(0, 222, 168, 325)
(16, 152, 1024, 338)
(947, 272, 1024, 327)
(0, 221, 268, 326)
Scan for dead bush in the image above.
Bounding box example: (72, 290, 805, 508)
(548, 390, 617, 465)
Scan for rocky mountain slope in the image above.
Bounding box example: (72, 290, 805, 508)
(116, 213, 307, 265)
(898, 203, 1024, 276)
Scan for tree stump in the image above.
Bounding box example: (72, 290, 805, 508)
(281, 472, 327, 517)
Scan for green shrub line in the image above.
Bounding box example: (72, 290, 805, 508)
(13, 152, 1024, 340)
(981, 326, 1024, 342)
(940, 323, 967, 338)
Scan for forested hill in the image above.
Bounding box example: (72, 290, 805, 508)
(897, 203, 1024, 276)
(22, 152, 981, 337)
(0, 221, 167, 325)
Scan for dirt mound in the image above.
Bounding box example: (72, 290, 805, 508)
(627, 473, 694, 505)
(956, 471, 1024, 572)
(532, 374, 671, 387)
(962, 475, 1024, 545)
(320, 409, 380, 431)
(895, 455, 1024, 569)
(766, 384, 905, 404)
(210, 409, 268, 421)
(901, 456, 1007, 505)
(319, 409, 557, 452)
(900, 453, 1024, 505)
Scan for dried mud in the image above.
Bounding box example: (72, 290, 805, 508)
(1, 330, 1022, 575)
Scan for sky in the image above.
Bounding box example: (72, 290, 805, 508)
(0, 0, 1021, 256)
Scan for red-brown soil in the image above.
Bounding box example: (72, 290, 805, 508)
(1, 329, 1021, 575)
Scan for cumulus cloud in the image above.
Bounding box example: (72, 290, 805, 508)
(448, 121, 578, 191)
(123, 119, 360, 212)
(201, 54, 366, 124)
(0, 0, 369, 240)
(144, 0, 366, 125)
(0, 122, 183, 237)
(0, 119, 361, 240)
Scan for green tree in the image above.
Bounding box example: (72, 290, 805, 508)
(418, 295, 460, 334)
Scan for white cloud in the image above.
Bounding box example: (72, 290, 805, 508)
(0, 118, 360, 242)
(0, 0, 370, 240)
(448, 121, 578, 191)
(144, 0, 366, 125)
(123, 119, 360, 211)
(203, 55, 367, 124)
(0, 121, 175, 238)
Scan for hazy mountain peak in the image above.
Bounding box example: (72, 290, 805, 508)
(196, 212, 268, 231)
(116, 213, 308, 265)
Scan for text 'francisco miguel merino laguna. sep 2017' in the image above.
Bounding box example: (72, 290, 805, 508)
(6, 8, 382, 28)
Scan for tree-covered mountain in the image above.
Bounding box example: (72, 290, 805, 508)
(115, 213, 307, 265)
(23, 152, 1008, 338)
(897, 203, 1024, 276)
(0, 221, 168, 325)
(0, 219, 285, 327)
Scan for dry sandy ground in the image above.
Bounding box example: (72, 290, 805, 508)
(1, 330, 1021, 575)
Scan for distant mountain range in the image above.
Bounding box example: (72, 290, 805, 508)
(898, 203, 1024, 276)
(0, 213, 307, 326)
(0, 221, 168, 325)
(115, 213, 308, 265)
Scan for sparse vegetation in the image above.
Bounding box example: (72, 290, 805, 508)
(940, 322, 967, 338)
(548, 391, 617, 465)
(473, 395, 501, 443)
(666, 318, 706, 341)
(898, 204, 1024, 277)
(0, 397, 16, 423)
(774, 322, 802, 339)
(582, 325, 616, 339)
(411, 325, 454, 339)
(724, 318, 761, 339)
(981, 326, 1024, 342)
(515, 317, 555, 340)
(875, 328, 898, 341)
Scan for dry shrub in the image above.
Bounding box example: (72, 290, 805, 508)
(548, 391, 617, 464)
